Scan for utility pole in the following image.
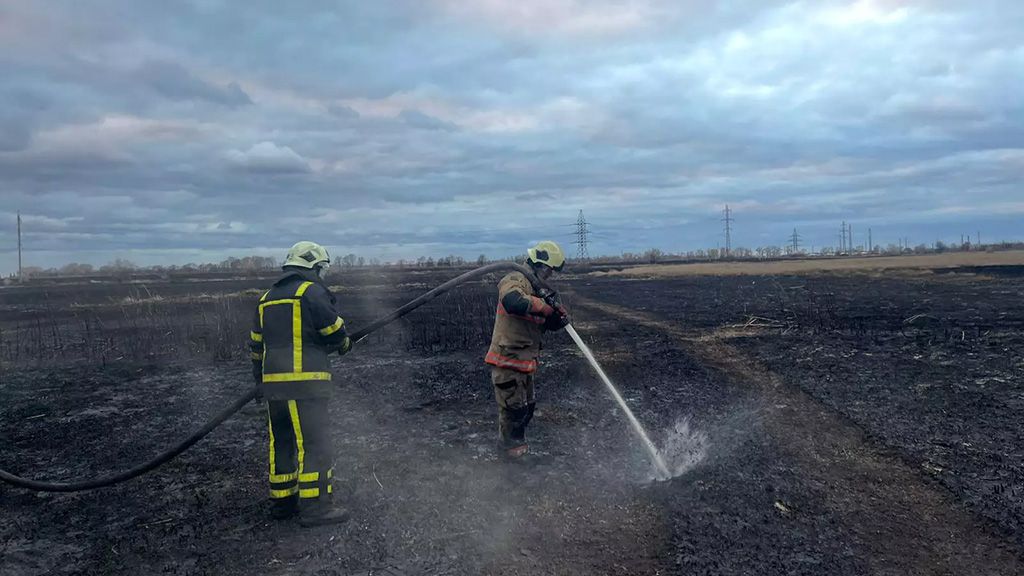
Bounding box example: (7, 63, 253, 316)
(848, 223, 854, 253)
(789, 228, 801, 255)
(574, 210, 590, 260)
(17, 211, 23, 283)
(868, 228, 873, 253)
(977, 231, 981, 246)
(722, 205, 733, 258)
(840, 221, 847, 253)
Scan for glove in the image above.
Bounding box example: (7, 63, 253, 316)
(336, 337, 352, 356)
(540, 290, 569, 324)
(251, 362, 264, 403)
(544, 303, 570, 331)
(529, 296, 556, 317)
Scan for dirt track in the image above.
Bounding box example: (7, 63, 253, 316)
(1, 268, 1022, 575)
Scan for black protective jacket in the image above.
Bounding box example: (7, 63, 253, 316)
(250, 268, 350, 399)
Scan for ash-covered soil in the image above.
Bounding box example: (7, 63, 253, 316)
(1, 270, 1022, 575)
(582, 271, 1024, 558)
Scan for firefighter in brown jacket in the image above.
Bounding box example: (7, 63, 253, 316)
(250, 241, 352, 526)
(485, 241, 570, 459)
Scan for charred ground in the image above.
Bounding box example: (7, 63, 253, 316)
(1, 263, 1021, 575)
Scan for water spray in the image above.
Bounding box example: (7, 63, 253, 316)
(563, 324, 672, 480)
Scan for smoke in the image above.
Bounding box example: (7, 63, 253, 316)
(654, 417, 710, 481)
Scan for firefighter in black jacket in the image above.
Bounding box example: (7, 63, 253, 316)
(250, 241, 352, 526)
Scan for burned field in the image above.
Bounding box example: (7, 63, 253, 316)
(1, 264, 1022, 575)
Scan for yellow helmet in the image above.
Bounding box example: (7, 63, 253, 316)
(527, 240, 566, 272)
(283, 241, 331, 270)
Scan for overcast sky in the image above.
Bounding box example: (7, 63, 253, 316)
(1, 0, 1021, 272)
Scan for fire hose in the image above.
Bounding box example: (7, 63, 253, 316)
(0, 262, 546, 492)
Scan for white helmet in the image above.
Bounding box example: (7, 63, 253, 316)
(283, 241, 330, 275)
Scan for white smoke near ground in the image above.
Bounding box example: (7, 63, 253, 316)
(654, 417, 710, 480)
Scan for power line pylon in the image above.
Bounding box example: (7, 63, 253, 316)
(17, 211, 23, 283)
(789, 228, 801, 254)
(574, 210, 590, 260)
(722, 205, 733, 258)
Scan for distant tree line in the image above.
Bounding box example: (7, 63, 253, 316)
(14, 253, 515, 280)
(18, 255, 281, 278)
(579, 240, 1024, 265)
(11, 240, 1024, 282)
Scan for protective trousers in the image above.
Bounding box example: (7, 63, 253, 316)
(491, 367, 536, 448)
(266, 399, 334, 501)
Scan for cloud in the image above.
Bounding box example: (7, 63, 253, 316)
(0, 116, 32, 151)
(226, 141, 311, 174)
(1, 0, 1023, 273)
(398, 109, 458, 131)
(432, 0, 663, 38)
(135, 60, 253, 107)
(327, 104, 360, 119)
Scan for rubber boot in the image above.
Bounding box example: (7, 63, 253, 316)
(270, 494, 299, 520)
(499, 404, 532, 460)
(298, 496, 350, 527)
(504, 403, 553, 465)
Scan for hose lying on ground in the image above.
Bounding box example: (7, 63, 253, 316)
(0, 262, 545, 492)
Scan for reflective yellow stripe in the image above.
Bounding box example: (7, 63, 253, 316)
(288, 400, 305, 489)
(262, 372, 331, 382)
(259, 305, 266, 372)
(299, 488, 320, 499)
(259, 291, 270, 303)
(250, 331, 262, 342)
(299, 471, 320, 482)
(318, 316, 344, 336)
(293, 300, 303, 372)
(259, 298, 298, 309)
(271, 486, 298, 498)
(292, 282, 312, 372)
(327, 468, 333, 479)
(270, 472, 297, 483)
(327, 484, 333, 494)
(250, 352, 262, 360)
(268, 409, 276, 478)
